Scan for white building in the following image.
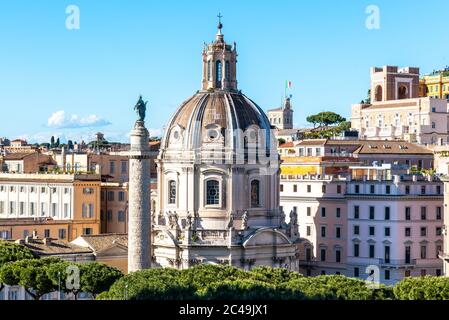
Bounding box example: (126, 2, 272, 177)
(346, 165, 443, 284)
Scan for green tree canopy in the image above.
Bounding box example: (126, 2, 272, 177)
(79, 262, 123, 299)
(0, 241, 37, 292)
(306, 112, 346, 128)
(99, 265, 392, 301)
(0, 258, 62, 300)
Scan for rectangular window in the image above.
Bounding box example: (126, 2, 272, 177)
(336, 250, 341, 263)
(320, 249, 326, 262)
(354, 244, 360, 257)
(369, 245, 375, 258)
(322, 185, 326, 193)
(119, 191, 125, 202)
(121, 161, 127, 174)
(316, 148, 321, 156)
(355, 185, 360, 194)
(293, 184, 297, 192)
(321, 207, 326, 218)
(19, 202, 25, 215)
(0, 201, 4, 214)
(307, 207, 311, 216)
(370, 185, 375, 194)
(108, 191, 114, 201)
(354, 225, 360, 235)
(30, 202, 35, 216)
(336, 208, 341, 218)
(385, 270, 390, 280)
(437, 185, 442, 194)
(336, 227, 341, 239)
(421, 227, 427, 237)
(83, 228, 93, 235)
(82, 203, 88, 218)
(437, 227, 443, 236)
(9, 201, 15, 215)
(405, 207, 411, 220)
(306, 226, 311, 236)
(436, 207, 442, 220)
(44, 229, 50, 238)
(64, 203, 69, 218)
(405, 227, 411, 237)
(384, 246, 390, 263)
(109, 161, 115, 174)
(89, 204, 94, 218)
(280, 184, 284, 192)
(337, 185, 342, 194)
(307, 185, 311, 193)
(369, 206, 375, 220)
(107, 210, 113, 221)
(58, 229, 66, 239)
(386, 185, 391, 194)
(421, 245, 427, 259)
(118, 211, 125, 222)
(354, 267, 360, 277)
(421, 207, 427, 220)
(384, 207, 390, 220)
(385, 227, 390, 237)
(421, 186, 426, 195)
(437, 245, 443, 258)
(321, 226, 326, 238)
(41, 203, 46, 216)
(405, 185, 410, 195)
(369, 226, 375, 236)
(354, 206, 359, 219)
(52, 203, 57, 217)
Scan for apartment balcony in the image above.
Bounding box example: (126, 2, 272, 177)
(364, 125, 409, 138)
(298, 259, 319, 267)
(379, 259, 416, 268)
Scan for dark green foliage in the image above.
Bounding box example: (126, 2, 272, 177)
(393, 276, 449, 300)
(79, 262, 123, 298)
(103, 268, 197, 300)
(100, 265, 392, 301)
(0, 241, 36, 265)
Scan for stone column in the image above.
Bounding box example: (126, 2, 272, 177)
(128, 120, 151, 272)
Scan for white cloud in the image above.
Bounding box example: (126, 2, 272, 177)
(47, 110, 111, 129)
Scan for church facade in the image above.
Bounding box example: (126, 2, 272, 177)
(151, 21, 299, 270)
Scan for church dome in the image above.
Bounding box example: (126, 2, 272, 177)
(161, 21, 274, 153)
(162, 91, 272, 150)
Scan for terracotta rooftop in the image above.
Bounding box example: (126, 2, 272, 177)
(74, 233, 128, 252)
(10, 238, 93, 256)
(278, 142, 294, 148)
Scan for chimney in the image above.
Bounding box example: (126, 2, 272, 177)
(32, 230, 38, 239)
(43, 238, 52, 246)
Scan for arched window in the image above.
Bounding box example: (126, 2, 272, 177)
(207, 60, 211, 81)
(168, 180, 176, 204)
(250, 180, 260, 207)
(206, 180, 220, 205)
(375, 85, 383, 102)
(216, 60, 222, 88)
(398, 86, 408, 99)
(225, 60, 230, 80)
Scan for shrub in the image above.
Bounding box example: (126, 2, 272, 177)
(394, 276, 449, 300)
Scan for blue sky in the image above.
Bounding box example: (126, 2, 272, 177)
(1, 0, 449, 143)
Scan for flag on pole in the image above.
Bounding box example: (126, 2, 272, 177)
(285, 80, 292, 89)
